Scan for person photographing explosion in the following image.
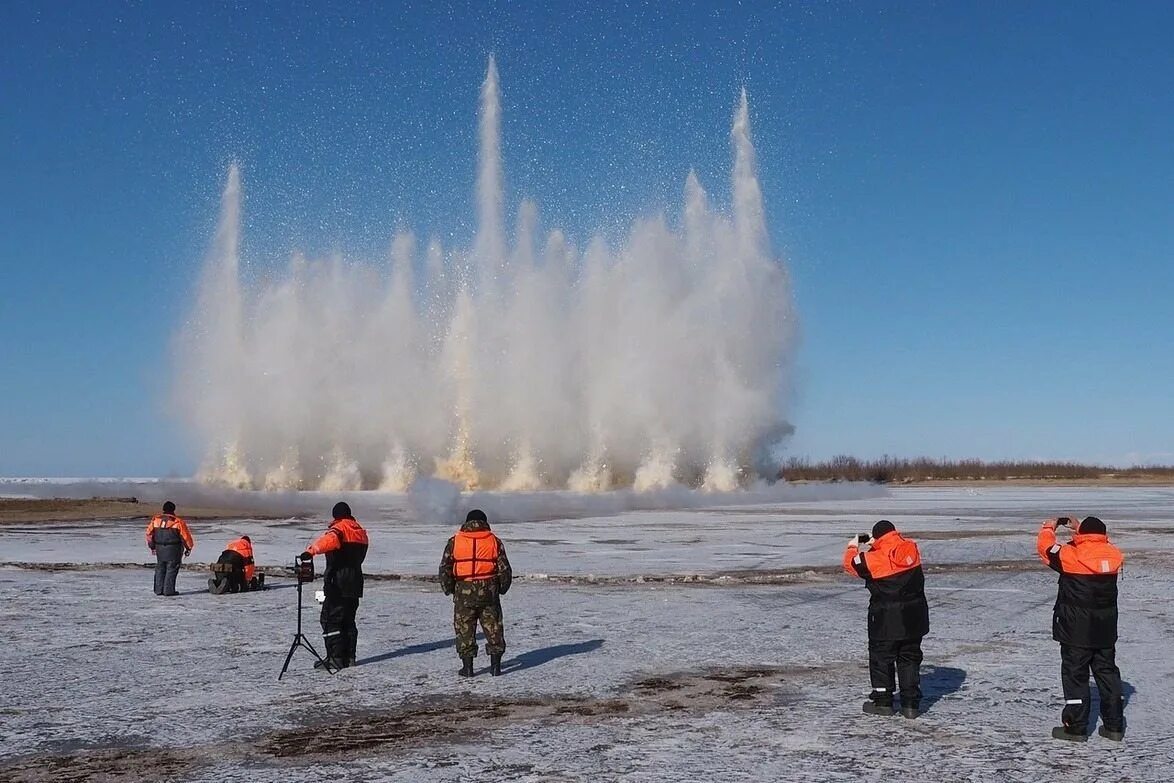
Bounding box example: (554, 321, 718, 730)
(299, 502, 369, 670)
(843, 520, 930, 718)
(1037, 515, 1126, 742)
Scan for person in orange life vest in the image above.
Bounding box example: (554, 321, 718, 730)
(145, 501, 195, 597)
(1038, 516, 1126, 742)
(439, 509, 513, 677)
(843, 520, 930, 718)
(210, 535, 260, 593)
(300, 502, 369, 669)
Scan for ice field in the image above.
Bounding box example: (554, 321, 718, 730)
(2, 485, 1173, 781)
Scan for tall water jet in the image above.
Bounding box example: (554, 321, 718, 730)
(175, 63, 797, 492)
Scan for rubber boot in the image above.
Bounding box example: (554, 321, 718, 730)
(900, 705, 920, 719)
(459, 657, 474, 677)
(1098, 726, 1124, 742)
(490, 653, 503, 676)
(862, 701, 895, 716)
(1051, 726, 1087, 742)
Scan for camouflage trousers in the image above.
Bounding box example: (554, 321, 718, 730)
(453, 583, 505, 659)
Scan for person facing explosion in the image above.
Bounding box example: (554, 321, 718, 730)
(439, 509, 513, 677)
(299, 502, 369, 670)
(843, 520, 930, 719)
(209, 535, 264, 593)
(1037, 515, 1126, 742)
(145, 501, 194, 596)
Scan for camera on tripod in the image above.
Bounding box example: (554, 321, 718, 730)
(292, 554, 315, 583)
(278, 552, 332, 679)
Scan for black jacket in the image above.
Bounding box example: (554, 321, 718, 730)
(1038, 528, 1122, 648)
(847, 533, 930, 641)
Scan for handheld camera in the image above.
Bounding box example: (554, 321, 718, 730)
(1056, 517, 1072, 529)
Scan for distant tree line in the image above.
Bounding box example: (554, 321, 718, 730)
(780, 456, 1174, 484)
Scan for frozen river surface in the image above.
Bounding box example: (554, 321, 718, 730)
(1, 486, 1172, 781)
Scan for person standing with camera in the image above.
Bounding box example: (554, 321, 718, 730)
(300, 502, 369, 670)
(1037, 515, 1126, 742)
(145, 501, 195, 596)
(843, 520, 930, 718)
(439, 509, 513, 677)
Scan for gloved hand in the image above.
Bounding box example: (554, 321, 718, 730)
(298, 551, 312, 562)
(184, 549, 191, 557)
(1042, 518, 1058, 531)
(314, 590, 326, 604)
(149, 548, 156, 556)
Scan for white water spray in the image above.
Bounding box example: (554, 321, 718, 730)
(176, 61, 797, 491)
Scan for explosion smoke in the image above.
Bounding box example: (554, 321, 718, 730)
(176, 59, 797, 492)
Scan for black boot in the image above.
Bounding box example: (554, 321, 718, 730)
(1098, 726, 1124, 742)
(459, 657, 474, 677)
(1051, 726, 1087, 742)
(862, 701, 895, 716)
(900, 704, 920, 719)
(490, 653, 502, 676)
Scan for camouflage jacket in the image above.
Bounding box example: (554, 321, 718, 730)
(438, 519, 513, 599)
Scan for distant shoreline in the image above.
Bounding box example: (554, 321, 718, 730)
(3, 476, 1172, 526)
(0, 498, 287, 525)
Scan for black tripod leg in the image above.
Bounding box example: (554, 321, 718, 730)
(278, 636, 300, 680)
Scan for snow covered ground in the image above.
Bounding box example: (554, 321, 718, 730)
(1, 486, 1172, 781)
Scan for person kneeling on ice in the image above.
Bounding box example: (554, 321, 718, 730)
(208, 535, 264, 593)
(300, 502, 369, 670)
(145, 501, 195, 597)
(843, 520, 930, 719)
(439, 509, 513, 677)
(1038, 516, 1126, 742)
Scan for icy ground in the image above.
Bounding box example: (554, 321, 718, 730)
(1, 486, 1173, 781)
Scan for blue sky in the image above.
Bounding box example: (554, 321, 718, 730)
(1, 1, 1171, 476)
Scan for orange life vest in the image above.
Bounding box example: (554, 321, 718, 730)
(224, 537, 253, 560)
(453, 530, 499, 580)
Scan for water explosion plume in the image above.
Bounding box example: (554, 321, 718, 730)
(176, 59, 797, 492)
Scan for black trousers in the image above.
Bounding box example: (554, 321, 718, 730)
(868, 637, 923, 706)
(320, 596, 360, 663)
(1060, 644, 1124, 732)
(154, 547, 182, 596)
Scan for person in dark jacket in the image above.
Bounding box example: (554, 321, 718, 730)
(843, 520, 930, 718)
(439, 509, 513, 677)
(209, 535, 263, 594)
(1037, 516, 1126, 742)
(145, 501, 195, 596)
(300, 502, 369, 670)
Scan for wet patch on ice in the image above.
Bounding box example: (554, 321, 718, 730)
(0, 666, 799, 780)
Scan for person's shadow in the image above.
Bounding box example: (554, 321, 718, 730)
(357, 637, 466, 666)
(501, 639, 605, 673)
(1089, 679, 1135, 732)
(919, 665, 967, 712)
(357, 637, 605, 671)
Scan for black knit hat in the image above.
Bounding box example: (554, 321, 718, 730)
(1079, 516, 1107, 534)
(872, 519, 896, 538)
(332, 501, 352, 519)
(162, 501, 176, 514)
(466, 508, 488, 523)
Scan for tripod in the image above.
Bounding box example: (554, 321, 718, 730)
(278, 564, 334, 680)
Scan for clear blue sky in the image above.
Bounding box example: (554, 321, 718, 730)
(1, 1, 1171, 476)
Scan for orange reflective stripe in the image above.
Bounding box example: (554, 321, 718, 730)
(453, 531, 499, 580)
